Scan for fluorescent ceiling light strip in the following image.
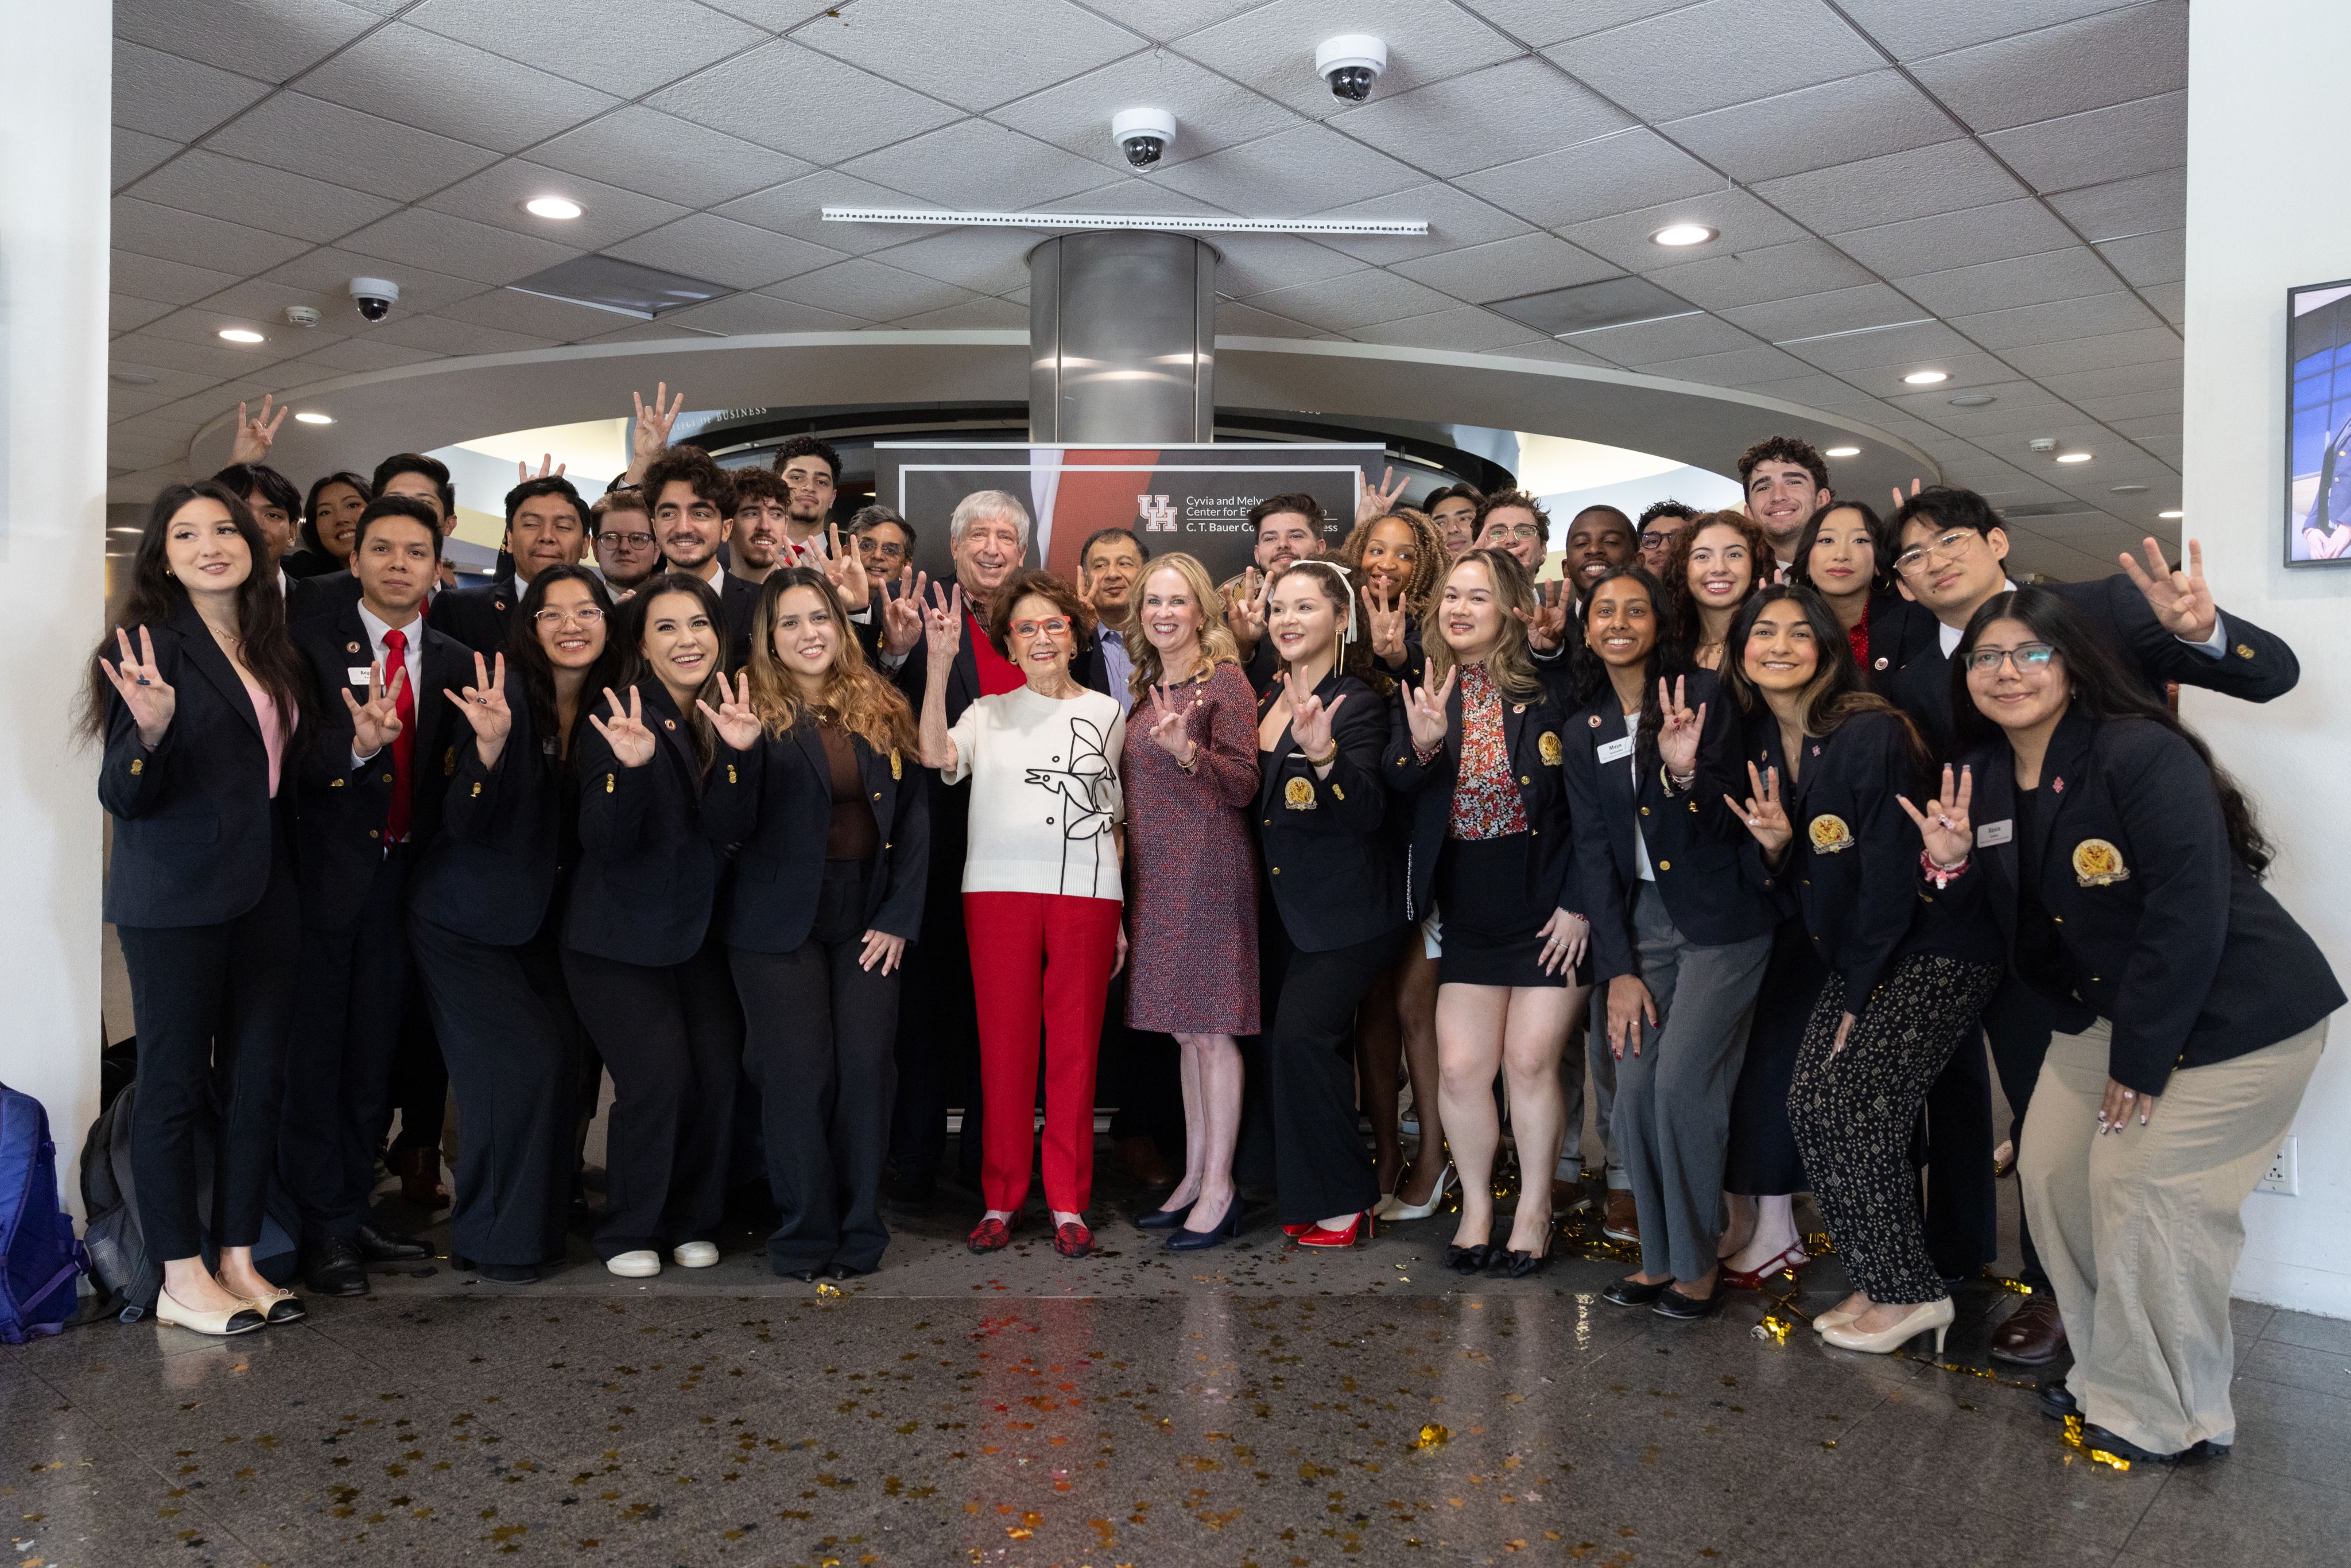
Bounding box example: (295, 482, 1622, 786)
(1771, 318, 1935, 346)
(505, 286, 655, 320)
(823, 205, 1426, 236)
(1555, 310, 1705, 337)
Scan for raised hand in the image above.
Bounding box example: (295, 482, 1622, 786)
(343, 661, 408, 758)
(882, 567, 927, 657)
(588, 685, 657, 768)
(1520, 579, 1569, 651)
(444, 651, 511, 747)
(1145, 683, 1193, 760)
(515, 453, 565, 483)
(1356, 464, 1407, 525)
(1402, 664, 1456, 752)
(924, 581, 965, 674)
(1224, 567, 1266, 650)
(1537, 907, 1589, 976)
(98, 626, 176, 746)
(695, 669, 763, 752)
(1365, 581, 1407, 664)
(228, 395, 287, 466)
(2120, 536, 2217, 642)
(1725, 761, 1793, 857)
(1897, 763, 1974, 869)
(627, 383, 685, 482)
(1890, 476, 1923, 513)
(1655, 674, 1706, 778)
(823, 522, 868, 607)
(1289, 683, 1348, 763)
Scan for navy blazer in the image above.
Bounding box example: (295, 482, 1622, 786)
(1887, 574, 2298, 756)
(427, 571, 520, 655)
(703, 720, 930, 953)
(286, 569, 360, 624)
(290, 606, 475, 933)
(99, 605, 315, 929)
(1386, 663, 1579, 927)
(409, 673, 569, 947)
(1563, 669, 1778, 984)
(1254, 669, 1403, 952)
(1860, 592, 1938, 687)
(563, 680, 721, 967)
(1949, 711, 2342, 1095)
(717, 569, 762, 670)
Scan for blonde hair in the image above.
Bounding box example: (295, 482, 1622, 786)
(1123, 552, 1238, 701)
(743, 568, 918, 755)
(1422, 549, 1545, 701)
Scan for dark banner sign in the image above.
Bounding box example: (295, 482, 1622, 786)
(873, 443, 1382, 584)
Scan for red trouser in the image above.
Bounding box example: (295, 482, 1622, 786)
(964, 890, 1122, 1215)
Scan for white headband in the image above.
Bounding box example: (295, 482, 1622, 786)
(1281, 559, 1357, 645)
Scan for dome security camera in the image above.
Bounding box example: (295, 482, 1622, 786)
(349, 277, 399, 323)
(1315, 34, 1387, 102)
(1111, 107, 1177, 171)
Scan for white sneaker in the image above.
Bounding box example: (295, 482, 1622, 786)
(672, 1241, 720, 1269)
(606, 1249, 660, 1278)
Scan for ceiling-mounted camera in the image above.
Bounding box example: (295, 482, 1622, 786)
(350, 277, 399, 323)
(1111, 107, 1177, 171)
(1315, 34, 1387, 102)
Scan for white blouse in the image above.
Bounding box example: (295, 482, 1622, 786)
(944, 685, 1126, 902)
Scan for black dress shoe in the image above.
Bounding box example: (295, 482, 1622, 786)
(470, 1261, 536, 1284)
(1601, 1275, 1671, 1307)
(2081, 1424, 2192, 1465)
(353, 1222, 430, 1263)
(1446, 1243, 1496, 1274)
(784, 1268, 820, 1283)
(884, 1171, 936, 1214)
(1492, 1248, 1551, 1280)
(2039, 1382, 2079, 1422)
(826, 1262, 870, 1282)
(302, 1238, 371, 1297)
(1652, 1280, 1729, 1320)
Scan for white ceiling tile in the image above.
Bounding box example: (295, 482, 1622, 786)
(2108, 413, 2179, 441)
(404, 0, 769, 97)
(1215, 301, 1324, 340)
(296, 25, 620, 154)
(760, 258, 990, 319)
(1573, 312, 1762, 367)
(1633, 344, 1819, 386)
(1659, 69, 1957, 184)
(107, 328, 289, 381)
(533, 106, 816, 209)
(108, 250, 247, 308)
(185, 278, 377, 337)
(2140, 282, 2184, 325)
(2001, 327, 2180, 378)
(2070, 386, 2179, 421)
(654, 293, 875, 334)
(715, 172, 938, 254)
(1983, 90, 2183, 196)
(607, 213, 848, 290)
(1455, 0, 1687, 49)
(1910, 2, 2186, 133)
(1554, 188, 1811, 273)
(113, 127, 183, 188)
(1756, 139, 2027, 234)
(1642, 239, 1877, 312)
(364, 313, 555, 356)
(2031, 360, 2182, 400)
(868, 228, 1042, 296)
(2045, 167, 2184, 243)
(1176, 0, 1520, 119)
(1049, 177, 1234, 218)
(1948, 290, 2166, 350)
(124, 150, 400, 244)
(1334, 57, 1633, 179)
(646, 40, 964, 165)
(882, 296, 1034, 330)
(260, 247, 495, 314)
(693, 0, 835, 25)
(1308, 182, 1533, 263)
(111, 41, 273, 143)
(1349, 305, 1542, 352)
(114, 0, 385, 80)
(1830, 0, 2146, 60)
(205, 93, 502, 201)
(433, 289, 651, 342)
(1779, 318, 1976, 372)
(988, 48, 1303, 172)
(2093, 228, 2183, 287)
(1894, 247, 2123, 316)
(1732, 370, 1872, 407)
(420, 161, 690, 252)
(798, 0, 1142, 112)
(840, 120, 1119, 209)
(110, 197, 314, 275)
(337, 207, 587, 286)
(1235, 271, 1461, 332)
(1546, 0, 1883, 120)
(1456, 129, 1719, 230)
(1390, 232, 1619, 302)
(1157, 123, 1425, 212)
(1831, 196, 2080, 276)
(1479, 337, 1617, 367)
(1722, 283, 1930, 343)
(274, 337, 448, 374)
(110, 295, 179, 334)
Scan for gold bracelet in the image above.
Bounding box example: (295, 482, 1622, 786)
(1305, 746, 1339, 767)
(1177, 743, 1200, 773)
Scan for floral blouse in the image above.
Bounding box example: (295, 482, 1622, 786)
(1444, 662, 1527, 841)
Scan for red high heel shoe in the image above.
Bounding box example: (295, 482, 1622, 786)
(1295, 1212, 1374, 1249)
(1282, 1222, 1311, 1237)
(1721, 1242, 1809, 1290)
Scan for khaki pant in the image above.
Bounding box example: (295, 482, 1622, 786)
(2020, 1016, 2328, 1454)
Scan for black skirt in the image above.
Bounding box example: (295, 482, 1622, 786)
(1435, 833, 1586, 989)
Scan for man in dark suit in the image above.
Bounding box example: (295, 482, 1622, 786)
(1881, 484, 2298, 1367)
(281, 497, 477, 1297)
(429, 474, 589, 654)
(644, 446, 761, 667)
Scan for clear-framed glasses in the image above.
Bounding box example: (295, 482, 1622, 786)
(1486, 522, 1543, 542)
(1964, 642, 2055, 674)
(1011, 616, 1072, 639)
(1892, 528, 1978, 576)
(533, 606, 606, 628)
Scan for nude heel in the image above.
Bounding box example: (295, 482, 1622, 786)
(1819, 1297, 1955, 1355)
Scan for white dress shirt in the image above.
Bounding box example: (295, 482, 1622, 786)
(1936, 577, 2228, 658)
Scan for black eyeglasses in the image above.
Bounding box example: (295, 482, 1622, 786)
(1964, 642, 2055, 673)
(597, 530, 655, 550)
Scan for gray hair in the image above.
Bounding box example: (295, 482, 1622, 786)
(948, 489, 1032, 553)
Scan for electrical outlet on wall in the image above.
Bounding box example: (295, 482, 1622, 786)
(2255, 1137, 2298, 1196)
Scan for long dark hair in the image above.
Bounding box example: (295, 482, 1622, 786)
(80, 482, 310, 747)
(302, 470, 371, 558)
(1723, 583, 1929, 783)
(1571, 563, 1674, 765)
(506, 564, 618, 759)
(1792, 498, 1896, 598)
(1661, 509, 1770, 666)
(611, 570, 726, 773)
(1953, 588, 2273, 873)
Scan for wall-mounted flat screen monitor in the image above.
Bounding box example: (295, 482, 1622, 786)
(2289, 276, 2351, 565)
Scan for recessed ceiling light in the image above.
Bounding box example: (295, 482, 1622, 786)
(1650, 223, 1716, 247)
(294, 411, 335, 425)
(1902, 369, 1949, 385)
(108, 369, 159, 386)
(2157, 509, 2183, 519)
(1824, 446, 1860, 457)
(218, 328, 265, 344)
(524, 195, 584, 220)
(1949, 393, 1995, 407)
(2055, 451, 2093, 463)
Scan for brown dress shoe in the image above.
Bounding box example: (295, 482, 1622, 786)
(1602, 1189, 1639, 1244)
(1989, 1295, 2069, 1365)
(1114, 1135, 1177, 1190)
(1551, 1176, 1592, 1214)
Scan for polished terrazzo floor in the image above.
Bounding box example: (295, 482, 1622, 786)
(7, 1155, 2346, 1568)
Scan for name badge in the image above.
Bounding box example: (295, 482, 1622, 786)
(1976, 819, 2014, 848)
(347, 665, 373, 685)
(1596, 735, 1636, 765)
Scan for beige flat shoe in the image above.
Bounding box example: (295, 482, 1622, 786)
(239, 1286, 307, 1324)
(155, 1288, 268, 1337)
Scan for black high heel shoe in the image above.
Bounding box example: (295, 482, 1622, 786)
(1135, 1198, 1197, 1231)
(1166, 1195, 1243, 1252)
(1492, 1246, 1551, 1280)
(1445, 1241, 1496, 1274)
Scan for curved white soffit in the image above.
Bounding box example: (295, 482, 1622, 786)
(185, 329, 1939, 497)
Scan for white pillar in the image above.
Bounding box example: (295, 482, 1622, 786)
(0, 1, 109, 1208)
(2185, 1, 2351, 1317)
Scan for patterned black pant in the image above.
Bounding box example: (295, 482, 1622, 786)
(1787, 954, 2003, 1306)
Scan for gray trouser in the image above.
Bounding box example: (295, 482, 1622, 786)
(1609, 884, 1772, 1280)
(1558, 1005, 1621, 1186)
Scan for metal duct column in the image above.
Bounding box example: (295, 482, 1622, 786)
(1028, 232, 1217, 444)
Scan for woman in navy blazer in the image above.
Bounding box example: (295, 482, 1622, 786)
(1790, 500, 1937, 688)
(1928, 589, 2341, 1462)
(560, 571, 744, 1279)
(409, 564, 616, 1283)
(702, 569, 929, 1283)
(84, 481, 366, 1336)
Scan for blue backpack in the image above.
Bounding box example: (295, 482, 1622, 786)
(0, 1082, 86, 1344)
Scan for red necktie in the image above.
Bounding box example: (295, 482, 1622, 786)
(382, 627, 416, 843)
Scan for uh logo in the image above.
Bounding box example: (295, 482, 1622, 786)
(1138, 494, 1180, 533)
